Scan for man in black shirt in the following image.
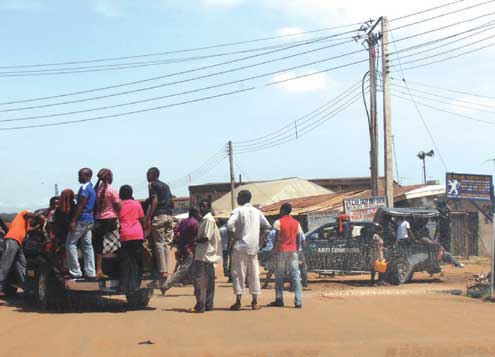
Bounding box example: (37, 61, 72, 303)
(145, 167, 174, 288)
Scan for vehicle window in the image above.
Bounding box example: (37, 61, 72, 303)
(320, 225, 341, 240)
(351, 225, 365, 238)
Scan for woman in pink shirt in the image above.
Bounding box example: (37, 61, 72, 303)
(118, 185, 147, 292)
(93, 168, 121, 279)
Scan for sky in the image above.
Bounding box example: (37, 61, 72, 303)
(0, 0, 494, 212)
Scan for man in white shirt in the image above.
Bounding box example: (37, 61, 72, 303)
(227, 190, 271, 311)
(396, 217, 415, 241)
(191, 200, 222, 313)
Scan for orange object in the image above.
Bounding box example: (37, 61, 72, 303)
(4, 210, 30, 244)
(374, 259, 388, 273)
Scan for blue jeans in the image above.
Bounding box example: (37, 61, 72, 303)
(66, 221, 95, 278)
(275, 252, 302, 306)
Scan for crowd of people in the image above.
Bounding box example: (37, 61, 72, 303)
(0, 167, 306, 311)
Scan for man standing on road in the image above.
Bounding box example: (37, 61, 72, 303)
(162, 207, 200, 295)
(219, 223, 232, 282)
(191, 200, 222, 313)
(227, 190, 271, 311)
(0, 210, 35, 297)
(145, 167, 174, 289)
(66, 168, 97, 280)
(268, 203, 303, 309)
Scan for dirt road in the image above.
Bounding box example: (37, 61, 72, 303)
(1, 261, 494, 357)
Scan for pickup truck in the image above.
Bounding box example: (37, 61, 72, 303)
(261, 208, 444, 285)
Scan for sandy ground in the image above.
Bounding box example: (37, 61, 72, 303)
(0, 260, 494, 357)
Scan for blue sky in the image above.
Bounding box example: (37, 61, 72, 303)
(0, 0, 494, 212)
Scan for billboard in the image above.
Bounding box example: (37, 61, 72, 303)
(446, 172, 493, 201)
(343, 197, 386, 222)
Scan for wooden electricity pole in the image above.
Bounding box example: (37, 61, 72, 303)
(228, 141, 236, 211)
(368, 33, 379, 197)
(381, 16, 394, 207)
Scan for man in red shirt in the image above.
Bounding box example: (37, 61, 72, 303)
(0, 210, 35, 297)
(267, 203, 303, 308)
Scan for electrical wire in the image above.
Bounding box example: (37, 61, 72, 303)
(235, 90, 365, 154)
(233, 80, 363, 146)
(391, 42, 495, 71)
(0, 37, 360, 113)
(389, 21, 495, 58)
(391, 78, 495, 100)
(389, 0, 478, 22)
(0, 87, 255, 131)
(391, 83, 495, 109)
(390, 34, 495, 68)
(389, 0, 495, 32)
(0, 52, 367, 123)
(0, 33, 358, 76)
(388, 29, 449, 171)
(393, 94, 495, 125)
(0, 21, 369, 70)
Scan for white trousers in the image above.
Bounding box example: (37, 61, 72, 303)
(231, 249, 261, 296)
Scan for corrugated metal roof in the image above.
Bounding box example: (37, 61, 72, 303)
(260, 184, 429, 216)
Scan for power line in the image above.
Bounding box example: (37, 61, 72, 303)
(388, 29, 449, 171)
(390, 34, 495, 69)
(0, 52, 367, 123)
(389, 0, 479, 22)
(391, 83, 495, 110)
(0, 33, 358, 76)
(235, 90, 365, 154)
(388, 0, 495, 32)
(392, 42, 495, 71)
(389, 21, 495, 58)
(0, 87, 255, 131)
(0, 21, 368, 70)
(393, 94, 495, 125)
(0, 36, 359, 112)
(391, 78, 495, 100)
(234, 80, 363, 146)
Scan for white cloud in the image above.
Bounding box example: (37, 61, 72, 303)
(201, 0, 244, 8)
(90, 0, 122, 17)
(272, 69, 331, 93)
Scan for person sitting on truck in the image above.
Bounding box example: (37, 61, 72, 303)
(0, 210, 36, 297)
(396, 217, 416, 242)
(118, 185, 147, 292)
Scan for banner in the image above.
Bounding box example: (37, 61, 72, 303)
(446, 172, 493, 201)
(343, 197, 386, 222)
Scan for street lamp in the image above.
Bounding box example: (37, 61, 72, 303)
(417, 150, 434, 184)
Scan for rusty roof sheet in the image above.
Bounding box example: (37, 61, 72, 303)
(260, 184, 428, 216)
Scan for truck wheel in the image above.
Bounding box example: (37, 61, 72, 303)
(126, 288, 153, 309)
(34, 265, 53, 311)
(396, 257, 414, 284)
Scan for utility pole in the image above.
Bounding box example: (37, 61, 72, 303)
(228, 141, 236, 211)
(368, 31, 379, 196)
(54, 184, 59, 196)
(381, 16, 394, 208)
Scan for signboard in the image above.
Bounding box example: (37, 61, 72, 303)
(307, 213, 338, 232)
(446, 172, 493, 201)
(343, 196, 386, 222)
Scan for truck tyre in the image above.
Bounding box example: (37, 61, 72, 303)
(34, 265, 65, 311)
(126, 288, 153, 309)
(395, 256, 414, 284)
